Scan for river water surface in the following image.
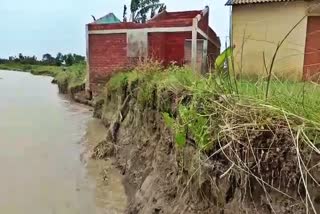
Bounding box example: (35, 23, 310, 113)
(0, 70, 126, 214)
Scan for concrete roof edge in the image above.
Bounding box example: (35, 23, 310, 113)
(225, 0, 297, 6)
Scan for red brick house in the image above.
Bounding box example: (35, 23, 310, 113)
(86, 7, 221, 95)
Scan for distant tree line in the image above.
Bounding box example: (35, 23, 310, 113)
(0, 53, 85, 66)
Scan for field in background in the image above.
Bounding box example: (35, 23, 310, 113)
(0, 62, 86, 93)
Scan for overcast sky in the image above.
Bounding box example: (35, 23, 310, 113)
(0, 0, 230, 58)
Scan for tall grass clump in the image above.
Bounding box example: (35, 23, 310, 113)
(52, 63, 86, 92)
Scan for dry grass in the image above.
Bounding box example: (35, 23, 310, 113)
(104, 63, 320, 212)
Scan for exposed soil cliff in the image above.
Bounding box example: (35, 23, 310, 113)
(91, 74, 320, 214)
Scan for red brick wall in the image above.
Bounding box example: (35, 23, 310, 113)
(164, 32, 192, 66)
(88, 19, 193, 31)
(304, 16, 320, 81)
(89, 32, 192, 94)
(88, 29, 220, 95)
(148, 32, 166, 62)
(89, 33, 134, 94)
(148, 32, 192, 66)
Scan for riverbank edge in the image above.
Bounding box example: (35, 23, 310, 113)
(5, 63, 320, 213)
(0, 63, 93, 106)
(90, 67, 320, 213)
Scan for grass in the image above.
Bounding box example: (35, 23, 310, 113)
(104, 64, 320, 211)
(54, 63, 87, 89)
(237, 80, 320, 123)
(104, 62, 320, 155)
(0, 63, 61, 76)
(106, 64, 320, 125)
(0, 62, 87, 92)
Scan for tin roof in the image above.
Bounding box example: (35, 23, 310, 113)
(94, 13, 121, 24)
(226, 0, 296, 5)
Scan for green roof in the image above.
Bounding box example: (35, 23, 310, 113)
(95, 13, 121, 24)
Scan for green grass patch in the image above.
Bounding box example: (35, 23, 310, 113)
(105, 65, 320, 150)
(55, 63, 86, 89)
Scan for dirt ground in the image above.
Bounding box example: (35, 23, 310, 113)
(91, 86, 320, 214)
(85, 119, 128, 214)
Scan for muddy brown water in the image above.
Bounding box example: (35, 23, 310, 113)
(0, 70, 126, 214)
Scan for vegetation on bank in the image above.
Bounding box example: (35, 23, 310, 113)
(0, 51, 87, 93)
(0, 62, 86, 93)
(0, 52, 85, 66)
(102, 61, 320, 212)
(106, 62, 320, 126)
(105, 61, 320, 149)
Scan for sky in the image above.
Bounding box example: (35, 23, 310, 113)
(0, 0, 230, 59)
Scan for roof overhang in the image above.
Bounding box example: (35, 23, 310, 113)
(225, 0, 298, 6)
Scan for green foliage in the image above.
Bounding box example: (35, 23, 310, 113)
(128, 0, 165, 23)
(64, 53, 85, 66)
(162, 112, 186, 147)
(130, 0, 140, 13)
(137, 82, 154, 105)
(55, 52, 64, 66)
(236, 80, 320, 123)
(157, 66, 198, 92)
(162, 112, 175, 129)
(163, 105, 210, 149)
(215, 46, 232, 71)
(42, 53, 55, 65)
(105, 63, 320, 150)
(54, 63, 86, 90)
(0, 52, 85, 67)
(22, 65, 32, 71)
(179, 105, 210, 149)
(175, 132, 186, 147)
(106, 72, 130, 91)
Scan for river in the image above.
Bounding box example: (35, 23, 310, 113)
(0, 70, 126, 214)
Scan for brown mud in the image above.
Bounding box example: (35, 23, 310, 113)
(84, 119, 127, 214)
(91, 80, 320, 214)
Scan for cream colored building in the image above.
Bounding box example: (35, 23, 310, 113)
(227, 0, 320, 81)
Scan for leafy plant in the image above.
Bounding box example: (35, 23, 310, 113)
(179, 105, 210, 149)
(215, 46, 232, 71)
(162, 112, 187, 147)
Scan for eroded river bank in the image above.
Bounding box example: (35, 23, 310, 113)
(0, 70, 126, 214)
(4, 68, 320, 214)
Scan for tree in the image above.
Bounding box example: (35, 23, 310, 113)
(72, 54, 85, 64)
(130, 0, 140, 22)
(64, 54, 74, 66)
(55, 52, 64, 66)
(42, 53, 55, 65)
(18, 53, 24, 61)
(23, 55, 37, 64)
(158, 4, 166, 14)
(1, 52, 84, 66)
(128, 0, 165, 23)
(123, 5, 128, 22)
